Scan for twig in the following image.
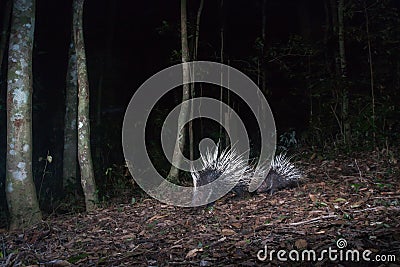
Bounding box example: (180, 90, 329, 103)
(38, 150, 51, 202)
(5, 252, 15, 266)
(289, 215, 338, 226)
(373, 196, 400, 199)
(352, 206, 400, 213)
(354, 159, 366, 182)
(330, 105, 343, 137)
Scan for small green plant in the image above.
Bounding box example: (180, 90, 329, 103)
(206, 206, 214, 213)
(314, 201, 328, 208)
(351, 183, 362, 192)
(376, 182, 392, 190)
(343, 213, 353, 220)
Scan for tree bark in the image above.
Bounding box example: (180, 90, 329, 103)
(73, 0, 98, 210)
(337, 0, 350, 144)
(167, 0, 190, 182)
(63, 34, 78, 191)
(6, 0, 42, 230)
(338, 0, 346, 76)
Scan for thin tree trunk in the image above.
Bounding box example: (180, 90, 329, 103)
(338, 0, 346, 76)
(225, 58, 231, 146)
(261, 0, 268, 96)
(338, 0, 350, 144)
(219, 0, 224, 144)
(63, 34, 78, 191)
(193, 0, 204, 61)
(6, 0, 42, 230)
(189, 0, 204, 162)
(167, 0, 190, 181)
(73, 0, 98, 210)
(364, 2, 375, 146)
(330, 0, 340, 76)
(258, 0, 268, 136)
(0, 0, 12, 71)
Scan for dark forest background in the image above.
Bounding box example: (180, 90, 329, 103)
(0, 0, 399, 220)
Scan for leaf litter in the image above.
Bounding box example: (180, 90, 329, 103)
(1, 150, 399, 266)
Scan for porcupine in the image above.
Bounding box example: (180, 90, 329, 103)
(191, 143, 302, 204)
(191, 144, 252, 205)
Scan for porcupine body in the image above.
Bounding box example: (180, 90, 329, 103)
(191, 144, 302, 204)
(191, 145, 251, 205)
(253, 153, 302, 194)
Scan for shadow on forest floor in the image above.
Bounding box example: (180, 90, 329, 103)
(1, 150, 400, 266)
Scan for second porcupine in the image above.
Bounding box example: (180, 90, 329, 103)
(251, 152, 303, 194)
(191, 143, 303, 201)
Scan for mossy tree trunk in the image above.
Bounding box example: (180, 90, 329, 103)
(6, 0, 42, 230)
(73, 0, 98, 211)
(63, 34, 78, 192)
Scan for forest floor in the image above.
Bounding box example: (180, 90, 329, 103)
(1, 150, 400, 266)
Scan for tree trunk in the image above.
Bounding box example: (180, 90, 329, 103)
(337, 0, 350, 144)
(189, 0, 204, 162)
(323, 0, 331, 74)
(193, 0, 204, 62)
(330, 0, 340, 76)
(261, 0, 268, 96)
(219, 0, 225, 144)
(6, 0, 42, 230)
(364, 2, 375, 146)
(63, 34, 78, 192)
(167, 0, 190, 182)
(73, 0, 98, 210)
